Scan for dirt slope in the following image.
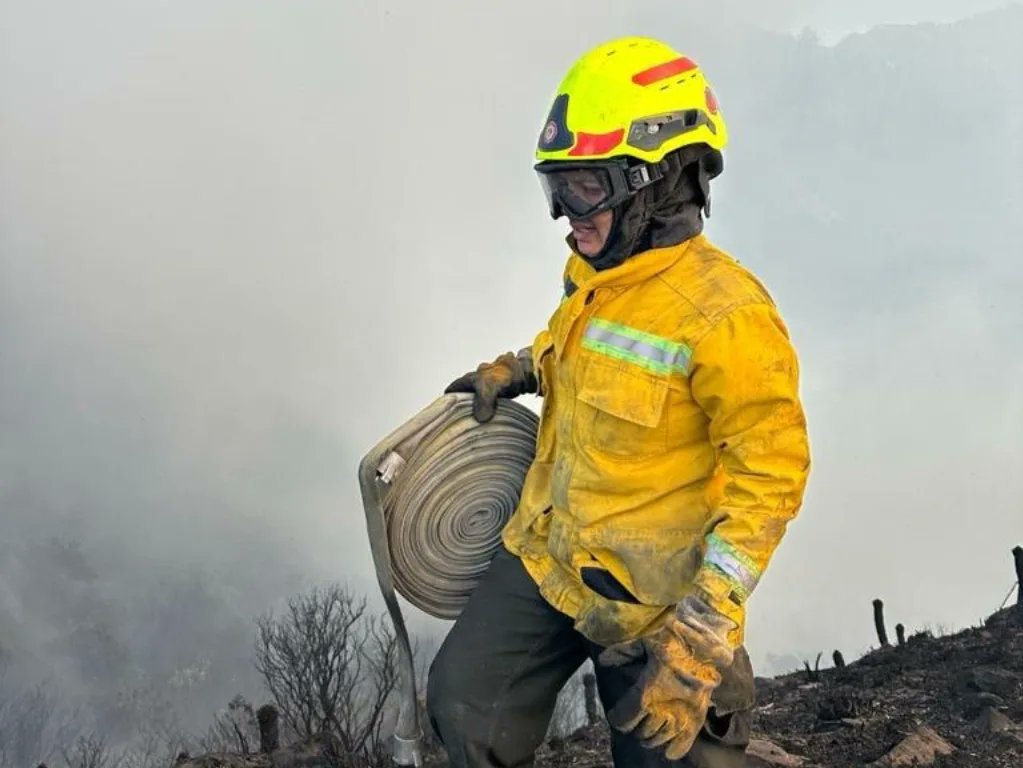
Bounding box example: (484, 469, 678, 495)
(536, 607, 1023, 768)
(176, 608, 1022, 768)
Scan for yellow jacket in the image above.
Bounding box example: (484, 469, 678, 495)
(502, 234, 811, 647)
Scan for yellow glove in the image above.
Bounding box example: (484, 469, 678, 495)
(598, 594, 737, 760)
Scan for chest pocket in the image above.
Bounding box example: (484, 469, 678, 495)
(575, 353, 670, 458)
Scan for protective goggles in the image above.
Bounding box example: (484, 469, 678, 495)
(534, 157, 663, 220)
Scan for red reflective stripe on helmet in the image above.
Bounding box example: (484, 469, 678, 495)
(568, 129, 625, 157)
(632, 56, 698, 86)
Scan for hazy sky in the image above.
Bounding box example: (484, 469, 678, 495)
(1, 0, 1021, 725)
(682, 0, 1013, 38)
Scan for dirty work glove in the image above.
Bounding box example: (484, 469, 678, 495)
(444, 348, 537, 423)
(598, 593, 737, 760)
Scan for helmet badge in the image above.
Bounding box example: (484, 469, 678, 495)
(542, 120, 559, 146)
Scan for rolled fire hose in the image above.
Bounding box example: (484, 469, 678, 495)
(358, 393, 539, 766)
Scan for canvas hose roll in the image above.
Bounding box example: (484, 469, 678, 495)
(358, 393, 539, 766)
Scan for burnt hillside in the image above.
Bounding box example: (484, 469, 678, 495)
(177, 604, 1022, 768)
(534, 606, 1023, 768)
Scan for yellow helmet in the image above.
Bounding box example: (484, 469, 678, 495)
(535, 37, 727, 220)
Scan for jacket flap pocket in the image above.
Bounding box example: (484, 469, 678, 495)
(576, 354, 669, 428)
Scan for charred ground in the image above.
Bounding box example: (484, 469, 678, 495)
(177, 605, 1022, 768)
(534, 606, 1023, 768)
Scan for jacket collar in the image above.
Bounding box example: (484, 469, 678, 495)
(564, 235, 700, 294)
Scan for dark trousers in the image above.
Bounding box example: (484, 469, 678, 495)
(427, 547, 754, 768)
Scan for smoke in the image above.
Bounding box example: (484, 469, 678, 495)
(1, 0, 1020, 740)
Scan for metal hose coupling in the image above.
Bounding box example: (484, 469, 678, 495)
(358, 394, 539, 766)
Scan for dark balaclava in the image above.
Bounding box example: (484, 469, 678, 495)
(568, 145, 724, 272)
